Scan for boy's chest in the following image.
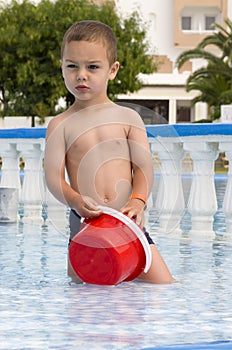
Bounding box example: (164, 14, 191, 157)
(66, 123, 129, 154)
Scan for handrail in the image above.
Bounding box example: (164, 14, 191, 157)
(0, 127, 46, 138)
(146, 123, 232, 137)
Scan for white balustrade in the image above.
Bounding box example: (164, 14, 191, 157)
(146, 123, 232, 239)
(0, 124, 232, 240)
(0, 128, 66, 225)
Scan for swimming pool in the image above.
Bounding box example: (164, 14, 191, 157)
(0, 175, 232, 350)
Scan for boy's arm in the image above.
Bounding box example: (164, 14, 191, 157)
(44, 118, 101, 218)
(121, 115, 154, 226)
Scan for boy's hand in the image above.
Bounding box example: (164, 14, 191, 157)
(121, 199, 145, 227)
(75, 195, 102, 218)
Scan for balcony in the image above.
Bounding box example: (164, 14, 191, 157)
(0, 124, 231, 239)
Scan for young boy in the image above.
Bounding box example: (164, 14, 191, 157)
(44, 20, 174, 284)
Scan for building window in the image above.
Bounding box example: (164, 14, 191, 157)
(181, 16, 192, 30)
(205, 16, 216, 30)
(176, 100, 191, 123)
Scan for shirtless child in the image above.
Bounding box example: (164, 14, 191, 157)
(44, 20, 174, 284)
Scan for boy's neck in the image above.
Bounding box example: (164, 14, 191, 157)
(71, 97, 112, 112)
(68, 99, 113, 113)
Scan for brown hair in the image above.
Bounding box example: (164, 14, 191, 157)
(61, 20, 117, 65)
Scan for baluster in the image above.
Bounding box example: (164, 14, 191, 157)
(0, 142, 21, 189)
(184, 141, 219, 238)
(17, 141, 45, 222)
(0, 141, 20, 222)
(220, 143, 232, 237)
(153, 139, 185, 235)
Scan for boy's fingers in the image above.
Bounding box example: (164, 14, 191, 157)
(83, 208, 102, 218)
(135, 215, 144, 227)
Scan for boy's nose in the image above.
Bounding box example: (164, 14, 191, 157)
(76, 68, 87, 81)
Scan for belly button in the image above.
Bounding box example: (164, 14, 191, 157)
(104, 197, 109, 203)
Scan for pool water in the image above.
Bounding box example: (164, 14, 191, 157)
(0, 176, 232, 350)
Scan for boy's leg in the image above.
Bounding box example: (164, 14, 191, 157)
(68, 258, 83, 284)
(68, 209, 83, 284)
(137, 229, 175, 284)
(137, 244, 175, 284)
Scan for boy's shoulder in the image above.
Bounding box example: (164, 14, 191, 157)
(53, 109, 73, 121)
(112, 103, 145, 128)
(88, 102, 146, 130)
(45, 110, 74, 139)
(47, 109, 73, 128)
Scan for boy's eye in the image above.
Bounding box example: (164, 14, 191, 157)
(88, 65, 99, 70)
(67, 64, 78, 69)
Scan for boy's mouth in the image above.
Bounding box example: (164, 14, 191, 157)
(76, 85, 89, 92)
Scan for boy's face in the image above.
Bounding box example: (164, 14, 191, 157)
(61, 40, 119, 106)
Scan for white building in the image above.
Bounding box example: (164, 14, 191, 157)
(114, 0, 231, 124)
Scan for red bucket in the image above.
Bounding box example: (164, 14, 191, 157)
(69, 206, 152, 285)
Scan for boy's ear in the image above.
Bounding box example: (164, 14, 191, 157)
(109, 61, 120, 80)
